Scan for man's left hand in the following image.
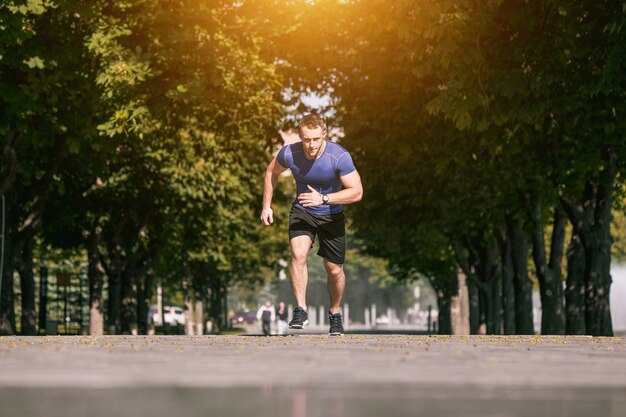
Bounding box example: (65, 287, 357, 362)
(298, 185, 323, 207)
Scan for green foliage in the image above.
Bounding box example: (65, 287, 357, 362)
(273, 0, 625, 328)
(4, 0, 624, 335)
(82, 1, 289, 301)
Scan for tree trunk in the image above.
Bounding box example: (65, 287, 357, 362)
(106, 251, 122, 335)
(183, 275, 194, 335)
(194, 283, 204, 335)
(17, 238, 37, 335)
(566, 232, 585, 334)
(583, 152, 614, 336)
(531, 204, 566, 335)
(496, 229, 516, 334)
(584, 231, 613, 336)
(478, 290, 487, 335)
(221, 284, 228, 331)
(0, 239, 16, 335)
(561, 148, 615, 336)
(467, 278, 480, 334)
(492, 271, 503, 335)
(507, 216, 534, 334)
(138, 267, 153, 335)
(208, 278, 227, 333)
(87, 230, 104, 336)
(209, 280, 221, 333)
(1, 131, 22, 197)
(194, 298, 204, 335)
(436, 287, 452, 335)
(204, 285, 212, 334)
(451, 269, 470, 335)
(121, 267, 139, 335)
(429, 275, 457, 335)
(0, 195, 21, 336)
(1, 134, 63, 335)
(547, 208, 566, 333)
(453, 241, 485, 335)
(477, 239, 498, 334)
(463, 236, 499, 335)
(38, 265, 48, 332)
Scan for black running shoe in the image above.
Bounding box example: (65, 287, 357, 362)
(289, 306, 309, 329)
(329, 311, 344, 336)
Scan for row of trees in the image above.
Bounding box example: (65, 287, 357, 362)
(1, 0, 623, 336)
(0, 0, 292, 335)
(287, 0, 623, 336)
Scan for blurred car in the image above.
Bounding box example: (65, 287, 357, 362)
(164, 306, 186, 325)
(151, 305, 186, 326)
(231, 311, 257, 326)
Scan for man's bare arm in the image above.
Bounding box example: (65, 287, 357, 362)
(261, 158, 288, 225)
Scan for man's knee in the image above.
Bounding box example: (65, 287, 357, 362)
(325, 261, 344, 279)
(290, 248, 308, 266)
(290, 235, 312, 266)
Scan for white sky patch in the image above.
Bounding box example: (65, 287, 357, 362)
(611, 264, 626, 331)
(300, 92, 331, 109)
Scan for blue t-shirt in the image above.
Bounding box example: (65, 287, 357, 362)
(276, 141, 356, 216)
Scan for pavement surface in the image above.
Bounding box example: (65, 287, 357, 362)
(1, 334, 625, 417)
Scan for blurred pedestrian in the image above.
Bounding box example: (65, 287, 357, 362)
(256, 300, 275, 336)
(276, 301, 288, 335)
(261, 114, 363, 336)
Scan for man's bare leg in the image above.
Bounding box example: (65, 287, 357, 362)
(324, 259, 345, 314)
(289, 235, 313, 308)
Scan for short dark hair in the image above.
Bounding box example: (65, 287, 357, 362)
(298, 114, 326, 134)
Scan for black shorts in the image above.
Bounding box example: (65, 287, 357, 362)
(289, 206, 346, 264)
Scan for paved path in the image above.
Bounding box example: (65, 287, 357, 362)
(1, 335, 625, 417)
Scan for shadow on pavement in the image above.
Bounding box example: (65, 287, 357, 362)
(2, 385, 624, 417)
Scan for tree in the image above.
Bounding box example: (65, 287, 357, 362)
(0, 0, 100, 335)
(86, 0, 287, 334)
(277, 0, 624, 335)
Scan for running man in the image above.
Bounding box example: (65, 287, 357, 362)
(260, 114, 363, 336)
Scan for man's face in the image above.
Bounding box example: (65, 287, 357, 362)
(300, 126, 326, 159)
